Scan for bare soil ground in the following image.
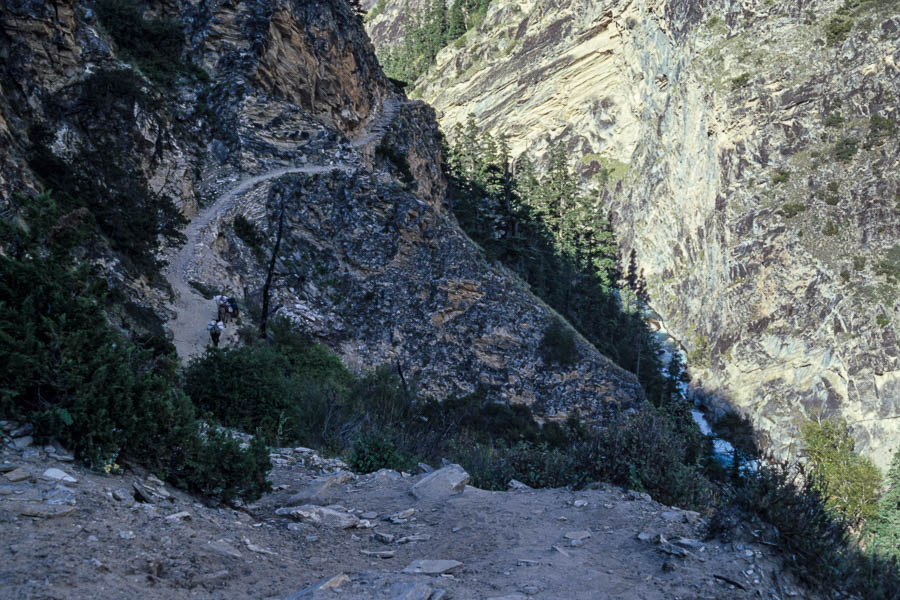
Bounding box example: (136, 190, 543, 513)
(1, 435, 822, 600)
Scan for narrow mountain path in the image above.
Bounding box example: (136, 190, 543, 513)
(350, 97, 399, 150)
(164, 98, 401, 361)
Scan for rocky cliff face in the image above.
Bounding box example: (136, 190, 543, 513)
(0, 0, 642, 424)
(367, 0, 900, 469)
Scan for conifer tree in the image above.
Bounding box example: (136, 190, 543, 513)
(448, 0, 467, 39)
(870, 449, 900, 559)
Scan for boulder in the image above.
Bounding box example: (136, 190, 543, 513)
(42, 468, 77, 483)
(401, 559, 463, 575)
(410, 464, 469, 501)
(276, 504, 359, 529)
(286, 471, 352, 506)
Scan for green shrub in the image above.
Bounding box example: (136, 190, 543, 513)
(873, 245, 900, 282)
(233, 215, 264, 248)
(348, 434, 404, 473)
(540, 319, 579, 366)
(175, 429, 272, 503)
(823, 181, 841, 205)
(779, 201, 807, 219)
(586, 408, 716, 509)
(865, 114, 897, 148)
(824, 113, 845, 127)
(687, 334, 710, 368)
(729, 73, 751, 91)
(0, 197, 270, 502)
(715, 464, 851, 588)
(823, 220, 840, 236)
(868, 449, 900, 560)
(834, 137, 859, 162)
(771, 169, 790, 184)
(826, 15, 854, 46)
(875, 314, 889, 327)
(365, 0, 388, 22)
(184, 345, 302, 443)
(801, 419, 882, 527)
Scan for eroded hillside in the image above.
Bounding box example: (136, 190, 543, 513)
(0, 0, 642, 428)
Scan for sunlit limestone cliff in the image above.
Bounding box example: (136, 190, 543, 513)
(366, 0, 900, 469)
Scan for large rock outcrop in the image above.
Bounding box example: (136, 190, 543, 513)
(367, 0, 900, 469)
(192, 168, 643, 413)
(0, 0, 643, 425)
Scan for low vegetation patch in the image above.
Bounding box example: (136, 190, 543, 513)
(729, 73, 751, 91)
(233, 215, 264, 248)
(0, 196, 270, 503)
(778, 201, 807, 219)
(540, 319, 579, 366)
(873, 245, 900, 283)
(183, 318, 718, 508)
(771, 169, 790, 184)
(833, 137, 859, 162)
(865, 113, 896, 149)
(824, 112, 845, 127)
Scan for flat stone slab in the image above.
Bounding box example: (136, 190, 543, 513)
(4, 468, 30, 482)
(276, 504, 359, 529)
(20, 505, 77, 519)
(410, 464, 469, 501)
(401, 559, 463, 575)
(42, 468, 77, 483)
(11, 436, 33, 450)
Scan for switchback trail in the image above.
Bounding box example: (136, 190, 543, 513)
(164, 98, 402, 361)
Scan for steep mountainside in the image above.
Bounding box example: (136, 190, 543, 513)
(0, 0, 641, 426)
(367, 0, 900, 470)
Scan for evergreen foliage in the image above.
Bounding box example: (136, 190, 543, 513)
(378, 0, 492, 82)
(233, 215, 264, 248)
(183, 320, 715, 508)
(717, 461, 900, 598)
(446, 116, 669, 404)
(0, 194, 271, 502)
(869, 449, 900, 560)
(801, 419, 882, 527)
(540, 319, 579, 366)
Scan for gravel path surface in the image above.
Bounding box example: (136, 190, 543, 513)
(164, 99, 400, 360)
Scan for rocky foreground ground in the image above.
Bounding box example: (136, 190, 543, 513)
(1, 421, 818, 600)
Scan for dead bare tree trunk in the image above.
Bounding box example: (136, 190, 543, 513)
(259, 200, 285, 339)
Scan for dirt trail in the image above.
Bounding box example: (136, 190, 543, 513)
(0, 440, 818, 600)
(350, 97, 400, 150)
(164, 98, 401, 361)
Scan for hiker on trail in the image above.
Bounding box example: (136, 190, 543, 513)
(227, 297, 239, 320)
(207, 319, 224, 347)
(213, 294, 229, 323)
